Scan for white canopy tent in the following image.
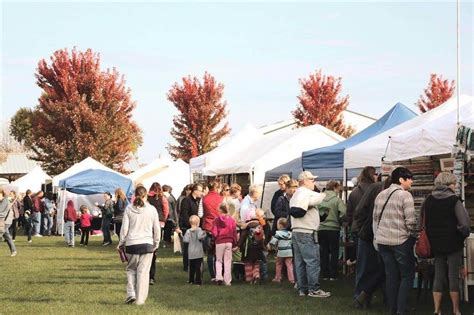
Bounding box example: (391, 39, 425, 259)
(189, 123, 263, 175)
(203, 124, 345, 185)
(387, 96, 474, 161)
(141, 159, 191, 194)
(6, 166, 51, 193)
(52, 157, 122, 187)
(344, 95, 473, 169)
(128, 156, 172, 185)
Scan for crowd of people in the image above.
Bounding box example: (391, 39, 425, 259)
(0, 166, 471, 314)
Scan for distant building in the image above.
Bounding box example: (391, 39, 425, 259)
(0, 152, 38, 182)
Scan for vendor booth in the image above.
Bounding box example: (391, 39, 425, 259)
(302, 102, 417, 180)
(57, 169, 133, 235)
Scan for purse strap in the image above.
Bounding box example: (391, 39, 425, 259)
(376, 189, 401, 229)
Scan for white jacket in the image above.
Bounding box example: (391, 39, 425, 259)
(119, 202, 161, 249)
(290, 187, 326, 233)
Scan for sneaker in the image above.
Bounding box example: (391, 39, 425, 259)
(329, 278, 337, 281)
(79, 243, 84, 246)
(11, 251, 17, 257)
(28, 240, 32, 243)
(294, 283, 298, 289)
(308, 289, 331, 298)
(34, 234, 43, 237)
(103, 242, 112, 246)
(217, 280, 223, 286)
(149, 279, 155, 285)
(125, 296, 136, 304)
(272, 279, 281, 283)
(322, 278, 329, 281)
(298, 291, 307, 297)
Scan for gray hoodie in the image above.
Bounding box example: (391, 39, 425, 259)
(183, 227, 206, 260)
(421, 185, 470, 238)
(119, 202, 161, 249)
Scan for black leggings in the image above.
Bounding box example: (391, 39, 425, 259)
(80, 227, 91, 245)
(189, 258, 203, 284)
(9, 219, 18, 240)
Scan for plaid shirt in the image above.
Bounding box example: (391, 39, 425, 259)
(373, 184, 418, 246)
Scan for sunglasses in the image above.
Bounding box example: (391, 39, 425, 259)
(224, 189, 230, 191)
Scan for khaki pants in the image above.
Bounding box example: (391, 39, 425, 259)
(126, 252, 154, 304)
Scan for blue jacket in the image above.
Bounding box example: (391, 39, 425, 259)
(269, 230, 293, 258)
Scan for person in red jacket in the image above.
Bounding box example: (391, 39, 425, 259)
(202, 181, 223, 281)
(64, 200, 77, 247)
(212, 203, 237, 286)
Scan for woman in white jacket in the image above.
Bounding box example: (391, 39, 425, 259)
(118, 186, 160, 305)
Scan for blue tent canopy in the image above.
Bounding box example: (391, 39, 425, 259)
(302, 103, 417, 178)
(59, 169, 134, 198)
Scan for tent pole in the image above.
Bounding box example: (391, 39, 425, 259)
(456, 0, 461, 126)
(260, 181, 266, 208)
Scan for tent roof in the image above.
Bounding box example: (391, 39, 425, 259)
(59, 169, 133, 197)
(190, 123, 263, 173)
(302, 103, 417, 170)
(142, 159, 190, 194)
(264, 157, 302, 182)
(387, 96, 474, 161)
(345, 95, 473, 169)
(203, 124, 344, 185)
(8, 166, 51, 193)
(52, 157, 122, 186)
(128, 156, 172, 184)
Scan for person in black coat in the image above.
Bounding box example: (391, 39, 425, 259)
(270, 175, 291, 218)
(272, 179, 298, 234)
(22, 190, 34, 242)
(177, 183, 203, 271)
(423, 172, 470, 315)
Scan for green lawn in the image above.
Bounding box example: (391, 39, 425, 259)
(1, 236, 473, 315)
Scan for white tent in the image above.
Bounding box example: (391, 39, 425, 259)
(141, 159, 191, 194)
(387, 97, 474, 161)
(128, 156, 172, 185)
(7, 166, 51, 193)
(203, 124, 345, 185)
(52, 157, 122, 187)
(344, 95, 473, 169)
(189, 123, 263, 174)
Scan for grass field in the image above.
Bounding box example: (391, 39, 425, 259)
(1, 236, 473, 315)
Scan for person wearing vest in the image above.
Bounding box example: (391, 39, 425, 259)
(423, 172, 470, 315)
(372, 167, 416, 315)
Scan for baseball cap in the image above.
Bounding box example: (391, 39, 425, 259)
(298, 171, 318, 181)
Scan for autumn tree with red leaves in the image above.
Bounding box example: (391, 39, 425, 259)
(167, 72, 230, 162)
(292, 69, 354, 137)
(416, 74, 455, 113)
(10, 48, 142, 175)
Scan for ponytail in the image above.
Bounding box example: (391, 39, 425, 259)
(133, 186, 147, 208)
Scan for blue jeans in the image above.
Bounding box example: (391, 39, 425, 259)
(3, 224, 16, 253)
(42, 213, 52, 235)
(378, 238, 416, 315)
(32, 212, 41, 235)
(355, 238, 385, 300)
(102, 217, 112, 243)
(64, 221, 75, 246)
(292, 232, 320, 293)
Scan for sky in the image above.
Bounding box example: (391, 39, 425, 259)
(1, 1, 473, 164)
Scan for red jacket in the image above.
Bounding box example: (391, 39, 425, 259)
(202, 191, 223, 232)
(211, 215, 237, 246)
(64, 206, 77, 222)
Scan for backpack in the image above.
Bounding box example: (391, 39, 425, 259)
(243, 223, 264, 258)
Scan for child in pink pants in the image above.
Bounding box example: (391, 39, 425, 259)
(269, 218, 294, 283)
(211, 203, 237, 286)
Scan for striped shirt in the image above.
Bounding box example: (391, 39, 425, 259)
(373, 184, 418, 246)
